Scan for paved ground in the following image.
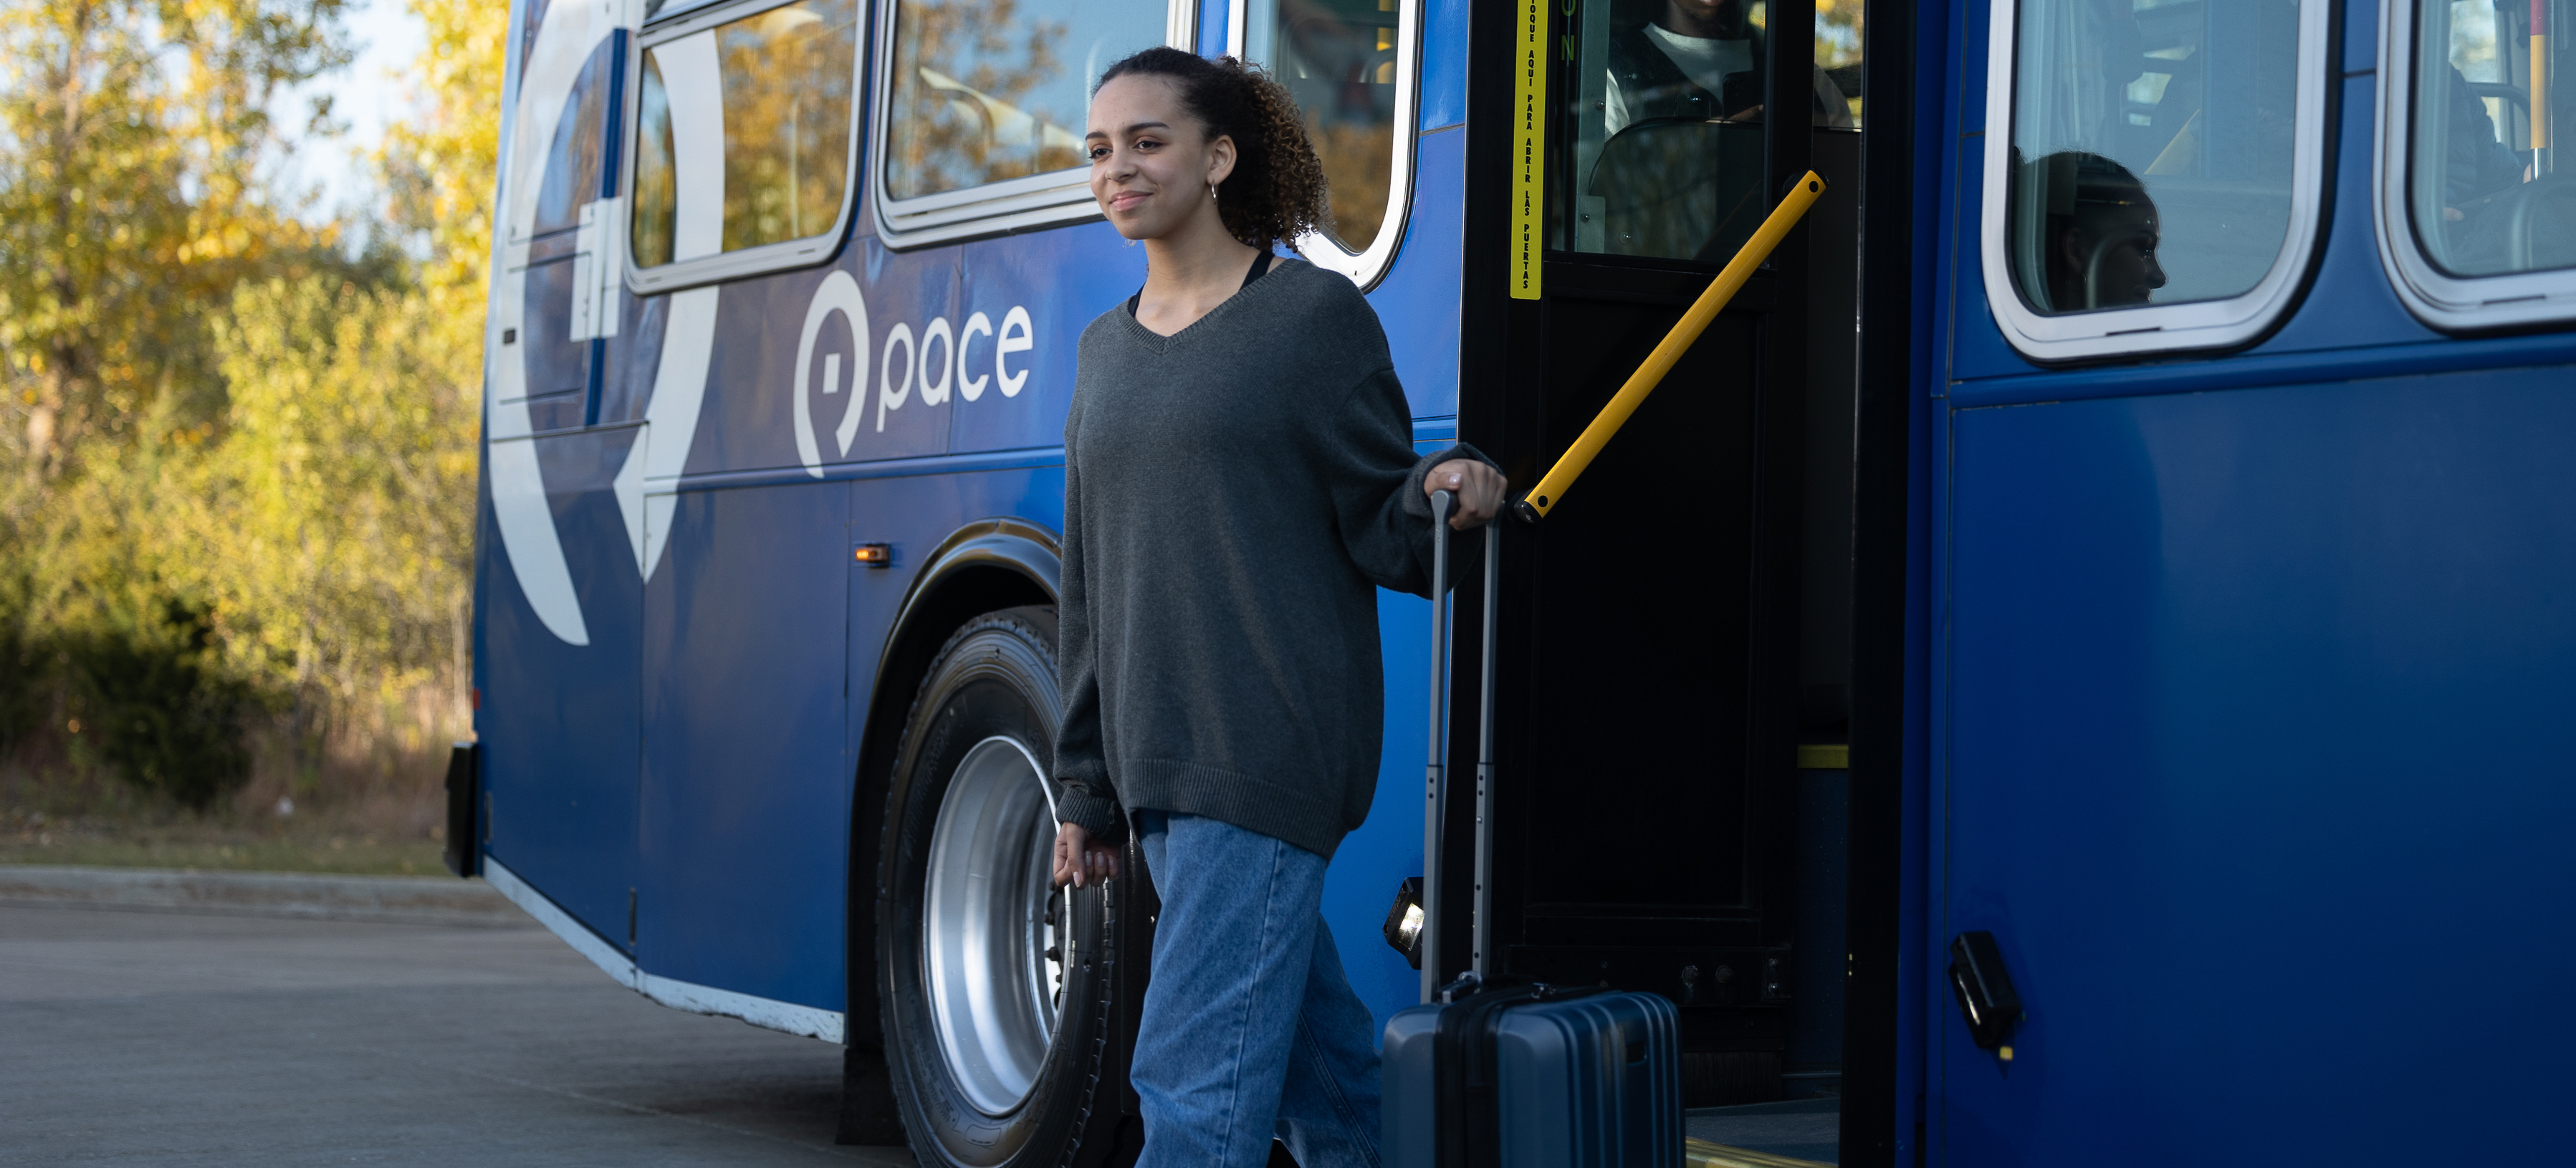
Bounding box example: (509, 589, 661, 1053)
(0, 865, 523, 926)
(0, 902, 911, 1167)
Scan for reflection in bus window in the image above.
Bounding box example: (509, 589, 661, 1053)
(1819, 0, 1863, 128)
(2409, 0, 2574, 277)
(1240, 0, 1403, 254)
(1598, 0, 1851, 133)
(1559, 0, 1853, 263)
(2003, 0, 2301, 314)
(634, 59, 678, 266)
(631, 0, 861, 268)
(884, 0, 1164, 200)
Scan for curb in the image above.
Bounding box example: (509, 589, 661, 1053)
(0, 864, 534, 927)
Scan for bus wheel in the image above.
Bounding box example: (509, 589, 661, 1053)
(878, 606, 1123, 1167)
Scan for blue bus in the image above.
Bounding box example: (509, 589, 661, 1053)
(462, 0, 2576, 1160)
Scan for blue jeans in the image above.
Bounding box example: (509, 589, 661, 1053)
(1133, 811, 1384, 1168)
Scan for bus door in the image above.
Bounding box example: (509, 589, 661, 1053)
(1459, 0, 1867, 1114)
(480, 0, 648, 949)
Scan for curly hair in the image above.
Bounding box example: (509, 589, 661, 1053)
(1096, 47, 1331, 249)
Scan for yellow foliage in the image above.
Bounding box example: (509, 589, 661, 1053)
(0, 0, 350, 477)
(163, 276, 480, 716)
(0, 0, 505, 788)
(381, 0, 505, 313)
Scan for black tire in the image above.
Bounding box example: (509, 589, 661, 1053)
(878, 606, 1126, 1167)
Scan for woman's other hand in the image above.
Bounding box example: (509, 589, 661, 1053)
(1052, 821, 1121, 888)
(1425, 459, 1506, 529)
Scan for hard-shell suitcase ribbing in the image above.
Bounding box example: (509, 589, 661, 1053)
(1384, 982, 1683, 1168)
(1381, 492, 1685, 1168)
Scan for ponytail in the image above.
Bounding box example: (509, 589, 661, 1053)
(1096, 47, 1330, 249)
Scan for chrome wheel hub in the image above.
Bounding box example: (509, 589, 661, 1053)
(922, 734, 1064, 1116)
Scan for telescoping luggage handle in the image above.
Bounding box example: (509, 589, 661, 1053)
(1422, 490, 1500, 1003)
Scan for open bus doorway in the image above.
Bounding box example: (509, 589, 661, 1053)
(1447, 0, 1905, 1162)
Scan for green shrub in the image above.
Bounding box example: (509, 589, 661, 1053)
(65, 598, 254, 811)
(0, 618, 47, 752)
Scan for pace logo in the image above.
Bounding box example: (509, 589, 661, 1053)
(794, 271, 1035, 479)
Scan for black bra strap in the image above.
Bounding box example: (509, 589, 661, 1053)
(1126, 250, 1276, 318)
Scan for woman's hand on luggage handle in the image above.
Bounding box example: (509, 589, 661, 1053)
(1053, 821, 1121, 888)
(1426, 459, 1505, 530)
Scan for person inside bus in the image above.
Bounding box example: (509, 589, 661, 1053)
(2433, 63, 2534, 267)
(2027, 150, 2167, 312)
(1603, 0, 1853, 134)
(1053, 47, 1506, 1168)
(2441, 64, 2529, 211)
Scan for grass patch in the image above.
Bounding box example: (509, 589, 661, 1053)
(1, 818, 446, 876)
(4, 706, 458, 878)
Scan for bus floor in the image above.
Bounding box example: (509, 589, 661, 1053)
(1687, 1097, 1841, 1167)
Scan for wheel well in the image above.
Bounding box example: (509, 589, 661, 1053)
(843, 561, 1053, 1058)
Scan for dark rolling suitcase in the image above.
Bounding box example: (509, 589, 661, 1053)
(1382, 492, 1684, 1168)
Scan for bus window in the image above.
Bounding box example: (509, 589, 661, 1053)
(630, 0, 862, 277)
(882, 0, 1167, 200)
(2006, 0, 2299, 312)
(1235, 0, 1417, 274)
(2383, 0, 2576, 325)
(1981, 0, 2328, 358)
(1558, 0, 1854, 263)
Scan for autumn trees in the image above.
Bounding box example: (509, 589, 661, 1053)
(0, 0, 499, 812)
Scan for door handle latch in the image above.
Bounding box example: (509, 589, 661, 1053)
(1948, 930, 2025, 1061)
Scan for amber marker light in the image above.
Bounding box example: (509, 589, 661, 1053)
(854, 543, 892, 568)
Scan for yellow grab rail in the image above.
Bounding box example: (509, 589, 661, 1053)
(1513, 171, 1829, 523)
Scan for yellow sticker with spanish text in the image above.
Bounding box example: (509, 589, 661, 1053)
(1511, 0, 1547, 300)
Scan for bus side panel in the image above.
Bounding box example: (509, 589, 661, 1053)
(479, 426, 644, 946)
(477, 14, 642, 944)
(1939, 370, 2576, 1164)
(846, 468, 1071, 735)
(1415, 0, 1469, 130)
(632, 241, 963, 1007)
(1365, 128, 1465, 422)
(638, 478, 852, 1010)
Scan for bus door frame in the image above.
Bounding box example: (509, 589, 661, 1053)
(1456, 0, 1813, 1096)
(1453, 0, 1920, 1158)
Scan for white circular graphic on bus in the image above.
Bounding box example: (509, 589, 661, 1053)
(795, 269, 871, 478)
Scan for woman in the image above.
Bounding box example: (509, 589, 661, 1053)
(1048, 47, 1505, 1168)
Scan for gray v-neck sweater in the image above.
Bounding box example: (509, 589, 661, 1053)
(1052, 257, 1488, 860)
